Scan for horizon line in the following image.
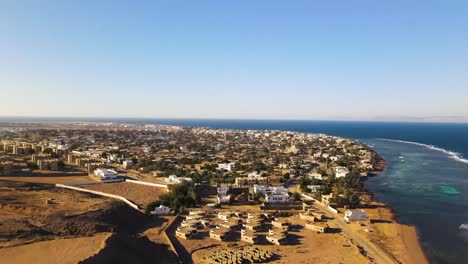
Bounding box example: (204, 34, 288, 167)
(0, 115, 467, 124)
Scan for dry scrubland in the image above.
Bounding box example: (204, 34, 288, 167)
(0, 233, 112, 264)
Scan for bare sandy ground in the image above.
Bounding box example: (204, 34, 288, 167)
(0, 180, 179, 264)
(0, 233, 111, 264)
(0, 175, 95, 185)
(83, 181, 167, 207)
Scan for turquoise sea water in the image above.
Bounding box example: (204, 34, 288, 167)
(364, 139, 468, 264)
(2, 118, 468, 263)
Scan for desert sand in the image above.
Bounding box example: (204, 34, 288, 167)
(0, 233, 111, 264)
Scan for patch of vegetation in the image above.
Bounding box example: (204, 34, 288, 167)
(145, 182, 199, 214)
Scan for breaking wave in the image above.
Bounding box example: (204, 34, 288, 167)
(377, 139, 468, 164)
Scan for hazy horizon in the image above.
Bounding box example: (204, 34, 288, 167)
(1, 115, 468, 124)
(1, 1, 467, 120)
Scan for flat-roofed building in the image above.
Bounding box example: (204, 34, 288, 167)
(176, 227, 198, 240)
(266, 229, 288, 245)
(305, 222, 329, 233)
(241, 229, 258, 244)
(272, 219, 291, 231)
(210, 227, 231, 241)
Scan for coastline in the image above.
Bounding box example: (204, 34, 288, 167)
(367, 154, 430, 264)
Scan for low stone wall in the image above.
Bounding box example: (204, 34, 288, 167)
(125, 179, 168, 189)
(55, 183, 140, 210)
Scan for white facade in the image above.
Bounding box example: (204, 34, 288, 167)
(335, 167, 350, 178)
(344, 209, 368, 222)
(218, 162, 235, 171)
(151, 205, 171, 215)
(265, 193, 290, 203)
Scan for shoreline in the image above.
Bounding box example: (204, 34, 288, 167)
(366, 154, 430, 264)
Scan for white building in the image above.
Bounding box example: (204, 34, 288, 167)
(215, 143, 224, 152)
(307, 185, 321, 193)
(218, 162, 236, 171)
(309, 172, 323, 180)
(122, 159, 133, 168)
(335, 167, 350, 178)
(254, 185, 287, 196)
(151, 205, 172, 215)
(164, 175, 193, 184)
(344, 209, 368, 222)
(94, 168, 118, 181)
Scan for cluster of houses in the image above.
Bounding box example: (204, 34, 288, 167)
(175, 209, 292, 246)
(174, 206, 333, 250)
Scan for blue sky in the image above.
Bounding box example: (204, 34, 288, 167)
(1, 0, 467, 121)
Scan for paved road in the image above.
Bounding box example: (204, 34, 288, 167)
(303, 195, 397, 264)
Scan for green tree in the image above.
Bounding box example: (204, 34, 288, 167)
(292, 192, 301, 201)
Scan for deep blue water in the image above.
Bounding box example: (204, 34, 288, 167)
(2, 117, 468, 263)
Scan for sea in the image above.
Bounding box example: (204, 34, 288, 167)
(2, 117, 468, 263)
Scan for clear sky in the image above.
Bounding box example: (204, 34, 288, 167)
(1, 0, 467, 121)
